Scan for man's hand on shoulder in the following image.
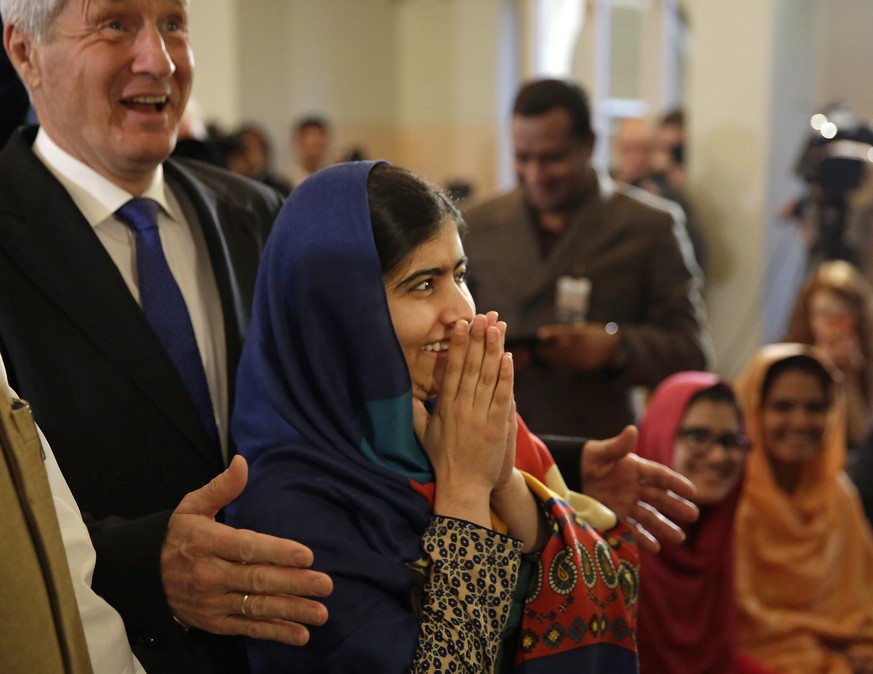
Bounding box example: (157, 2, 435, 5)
(581, 426, 698, 554)
(161, 456, 333, 646)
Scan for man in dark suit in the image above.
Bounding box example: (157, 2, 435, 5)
(464, 79, 712, 440)
(0, 1, 330, 672)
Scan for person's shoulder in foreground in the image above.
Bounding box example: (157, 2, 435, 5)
(0, 347, 145, 674)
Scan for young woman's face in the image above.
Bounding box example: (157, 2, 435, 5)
(385, 220, 475, 400)
(810, 289, 855, 344)
(672, 399, 746, 506)
(761, 368, 829, 467)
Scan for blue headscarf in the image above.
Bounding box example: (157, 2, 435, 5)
(229, 161, 437, 672)
(233, 160, 432, 482)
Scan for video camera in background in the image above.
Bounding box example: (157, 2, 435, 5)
(791, 103, 873, 267)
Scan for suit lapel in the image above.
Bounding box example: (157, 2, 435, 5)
(163, 160, 264, 430)
(0, 132, 218, 467)
(517, 173, 617, 307)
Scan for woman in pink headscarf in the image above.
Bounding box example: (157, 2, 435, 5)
(635, 372, 770, 674)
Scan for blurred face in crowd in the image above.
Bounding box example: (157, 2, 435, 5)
(612, 118, 652, 184)
(385, 220, 475, 401)
(673, 399, 747, 506)
(6, 0, 193, 193)
(297, 125, 329, 172)
(512, 107, 593, 215)
(761, 368, 829, 470)
(651, 122, 683, 173)
(241, 130, 269, 175)
(810, 289, 856, 345)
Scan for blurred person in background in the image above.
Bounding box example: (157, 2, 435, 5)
(635, 372, 772, 674)
(464, 78, 710, 440)
(611, 116, 653, 186)
(172, 97, 226, 166)
(620, 108, 707, 273)
(650, 108, 687, 194)
(287, 115, 332, 188)
(226, 123, 291, 196)
(734, 344, 873, 674)
(785, 260, 873, 451)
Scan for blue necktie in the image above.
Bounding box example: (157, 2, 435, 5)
(116, 198, 219, 449)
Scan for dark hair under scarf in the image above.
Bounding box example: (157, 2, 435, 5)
(368, 163, 463, 278)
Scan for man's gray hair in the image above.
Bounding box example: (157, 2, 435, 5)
(0, 0, 66, 41)
(1, 0, 191, 42)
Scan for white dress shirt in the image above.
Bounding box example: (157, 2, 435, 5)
(33, 130, 228, 457)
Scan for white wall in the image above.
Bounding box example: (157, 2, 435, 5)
(394, 0, 505, 186)
(685, 1, 776, 376)
(761, 0, 817, 346)
(815, 0, 873, 119)
(188, 0, 240, 127)
(685, 0, 823, 377)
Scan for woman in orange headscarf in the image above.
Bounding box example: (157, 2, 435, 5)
(734, 343, 873, 674)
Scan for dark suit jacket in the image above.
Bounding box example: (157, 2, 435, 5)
(463, 172, 712, 439)
(0, 127, 282, 673)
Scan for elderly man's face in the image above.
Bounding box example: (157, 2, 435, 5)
(18, 0, 193, 192)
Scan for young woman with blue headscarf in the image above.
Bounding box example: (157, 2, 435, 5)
(228, 161, 642, 673)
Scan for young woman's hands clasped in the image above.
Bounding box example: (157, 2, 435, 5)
(412, 312, 547, 551)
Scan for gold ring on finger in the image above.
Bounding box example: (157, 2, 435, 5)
(241, 593, 252, 617)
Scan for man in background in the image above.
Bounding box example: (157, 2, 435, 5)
(464, 78, 711, 440)
(611, 116, 652, 186)
(287, 114, 332, 188)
